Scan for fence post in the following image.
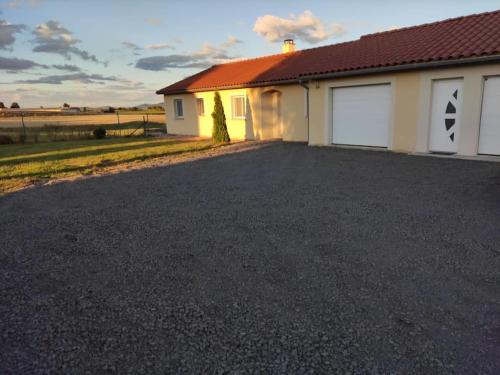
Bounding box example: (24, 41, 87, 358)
(116, 111, 120, 125)
(21, 113, 27, 141)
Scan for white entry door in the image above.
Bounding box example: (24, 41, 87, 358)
(478, 76, 500, 156)
(332, 84, 392, 147)
(429, 79, 463, 153)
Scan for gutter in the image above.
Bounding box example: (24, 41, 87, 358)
(298, 79, 310, 143)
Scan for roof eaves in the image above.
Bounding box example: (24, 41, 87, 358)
(156, 77, 299, 95)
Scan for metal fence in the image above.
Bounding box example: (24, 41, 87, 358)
(0, 113, 167, 143)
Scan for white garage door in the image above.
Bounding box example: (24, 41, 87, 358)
(478, 76, 500, 156)
(429, 79, 463, 153)
(332, 84, 391, 147)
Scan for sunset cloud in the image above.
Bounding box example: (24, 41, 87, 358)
(135, 37, 241, 71)
(0, 56, 43, 71)
(145, 43, 174, 50)
(122, 41, 141, 51)
(14, 72, 123, 85)
(32, 20, 104, 64)
(0, 19, 27, 50)
(253, 10, 345, 44)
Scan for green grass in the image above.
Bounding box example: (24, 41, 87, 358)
(0, 136, 213, 194)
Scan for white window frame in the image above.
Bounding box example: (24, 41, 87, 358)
(231, 95, 246, 120)
(196, 98, 205, 116)
(173, 99, 184, 119)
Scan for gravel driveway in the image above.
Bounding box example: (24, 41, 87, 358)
(1, 142, 500, 373)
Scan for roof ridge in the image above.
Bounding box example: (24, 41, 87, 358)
(360, 9, 500, 39)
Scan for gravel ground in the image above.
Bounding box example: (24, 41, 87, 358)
(1, 142, 500, 374)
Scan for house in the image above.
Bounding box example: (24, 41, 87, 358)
(61, 107, 81, 113)
(157, 10, 500, 157)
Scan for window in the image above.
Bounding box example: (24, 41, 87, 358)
(231, 95, 246, 119)
(173, 99, 184, 119)
(196, 98, 205, 116)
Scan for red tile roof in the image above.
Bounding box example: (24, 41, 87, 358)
(157, 10, 500, 95)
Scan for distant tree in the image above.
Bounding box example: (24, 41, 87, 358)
(211, 91, 230, 143)
(107, 106, 115, 113)
(63, 103, 70, 108)
(0, 102, 5, 109)
(10, 102, 20, 109)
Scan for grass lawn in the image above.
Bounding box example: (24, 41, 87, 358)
(0, 137, 213, 194)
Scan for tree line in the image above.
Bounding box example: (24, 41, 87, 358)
(0, 102, 20, 109)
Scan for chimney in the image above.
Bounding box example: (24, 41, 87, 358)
(282, 39, 296, 53)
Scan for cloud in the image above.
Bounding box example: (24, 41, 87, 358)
(0, 84, 159, 108)
(124, 41, 175, 51)
(2, 0, 40, 8)
(146, 18, 161, 26)
(122, 41, 141, 51)
(106, 81, 145, 91)
(51, 64, 82, 72)
(0, 19, 27, 50)
(14, 72, 122, 85)
(379, 25, 400, 32)
(134, 55, 209, 71)
(135, 37, 242, 71)
(221, 36, 242, 49)
(145, 43, 174, 50)
(0, 56, 44, 71)
(253, 10, 345, 44)
(32, 20, 104, 64)
(0, 57, 84, 74)
(3, 0, 21, 8)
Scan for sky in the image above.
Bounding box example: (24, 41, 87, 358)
(0, 0, 499, 108)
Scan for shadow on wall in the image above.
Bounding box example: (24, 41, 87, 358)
(245, 98, 255, 140)
(260, 90, 283, 140)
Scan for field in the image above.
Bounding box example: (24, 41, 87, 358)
(0, 137, 213, 194)
(0, 113, 165, 128)
(0, 113, 167, 143)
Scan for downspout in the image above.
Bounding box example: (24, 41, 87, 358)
(298, 79, 310, 144)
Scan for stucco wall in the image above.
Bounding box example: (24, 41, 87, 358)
(163, 84, 308, 142)
(164, 89, 247, 140)
(307, 72, 421, 151)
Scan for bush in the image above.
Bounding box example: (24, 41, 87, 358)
(93, 128, 106, 139)
(211, 91, 230, 143)
(0, 134, 14, 144)
(17, 133, 27, 143)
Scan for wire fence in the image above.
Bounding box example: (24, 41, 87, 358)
(0, 113, 167, 144)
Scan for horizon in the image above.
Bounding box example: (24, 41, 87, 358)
(1, 0, 499, 107)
